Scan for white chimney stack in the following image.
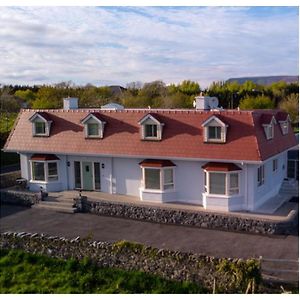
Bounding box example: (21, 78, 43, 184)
(194, 95, 219, 110)
(63, 97, 78, 110)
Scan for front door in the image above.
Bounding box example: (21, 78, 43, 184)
(82, 162, 93, 190)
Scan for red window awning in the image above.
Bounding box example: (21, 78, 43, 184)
(202, 162, 241, 172)
(31, 154, 60, 161)
(139, 159, 176, 168)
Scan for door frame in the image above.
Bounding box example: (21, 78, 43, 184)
(74, 160, 101, 191)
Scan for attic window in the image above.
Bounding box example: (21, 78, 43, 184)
(202, 115, 228, 143)
(279, 121, 289, 135)
(263, 124, 274, 140)
(81, 113, 106, 139)
(29, 112, 52, 137)
(261, 114, 276, 140)
(139, 114, 164, 141)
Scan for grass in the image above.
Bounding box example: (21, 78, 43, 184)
(0, 249, 206, 294)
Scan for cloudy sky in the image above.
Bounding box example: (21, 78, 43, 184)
(0, 6, 298, 87)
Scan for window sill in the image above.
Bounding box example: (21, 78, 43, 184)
(30, 180, 60, 184)
(141, 137, 161, 141)
(204, 140, 225, 144)
(203, 192, 241, 198)
(140, 187, 176, 194)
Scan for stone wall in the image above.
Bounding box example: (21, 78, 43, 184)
(0, 171, 21, 188)
(0, 190, 37, 207)
(0, 232, 261, 293)
(75, 198, 298, 235)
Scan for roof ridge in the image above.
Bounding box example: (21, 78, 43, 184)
(250, 111, 262, 161)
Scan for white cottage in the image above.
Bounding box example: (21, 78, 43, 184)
(3, 97, 297, 212)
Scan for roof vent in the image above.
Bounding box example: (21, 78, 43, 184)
(193, 95, 219, 110)
(63, 97, 78, 110)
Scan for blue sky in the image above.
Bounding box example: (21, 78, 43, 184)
(0, 6, 298, 88)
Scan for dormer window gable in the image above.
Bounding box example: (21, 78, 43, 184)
(276, 112, 291, 135)
(81, 113, 106, 139)
(29, 112, 53, 137)
(139, 113, 164, 141)
(201, 115, 228, 143)
(261, 114, 277, 140)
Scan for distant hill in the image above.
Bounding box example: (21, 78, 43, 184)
(226, 75, 299, 85)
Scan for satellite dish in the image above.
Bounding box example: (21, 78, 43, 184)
(208, 97, 219, 109)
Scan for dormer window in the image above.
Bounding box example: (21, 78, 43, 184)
(139, 114, 164, 141)
(261, 114, 276, 140)
(202, 115, 228, 143)
(29, 112, 53, 137)
(81, 113, 106, 139)
(276, 112, 291, 135)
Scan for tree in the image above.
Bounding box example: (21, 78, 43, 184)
(177, 80, 200, 96)
(239, 95, 275, 110)
(279, 93, 299, 124)
(15, 89, 36, 107)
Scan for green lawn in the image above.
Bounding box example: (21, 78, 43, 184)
(0, 249, 206, 294)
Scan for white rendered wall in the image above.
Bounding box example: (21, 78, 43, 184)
(249, 151, 288, 211)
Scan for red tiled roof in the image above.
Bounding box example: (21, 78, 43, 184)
(4, 109, 297, 162)
(31, 154, 60, 161)
(275, 111, 289, 122)
(260, 113, 276, 125)
(29, 112, 53, 122)
(81, 112, 105, 123)
(202, 162, 241, 172)
(139, 159, 176, 168)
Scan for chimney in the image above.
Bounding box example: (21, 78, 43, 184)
(193, 95, 219, 110)
(63, 97, 78, 110)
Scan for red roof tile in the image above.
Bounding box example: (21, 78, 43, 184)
(139, 159, 176, 167)
(202, 162, 241, 172)
(4, 108, 297, 162)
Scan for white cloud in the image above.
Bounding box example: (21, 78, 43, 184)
(0, 6, 298, 87)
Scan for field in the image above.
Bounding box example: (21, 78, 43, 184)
(0, 249, 206, 294)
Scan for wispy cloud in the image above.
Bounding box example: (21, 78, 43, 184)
(0, 6, 298, 87)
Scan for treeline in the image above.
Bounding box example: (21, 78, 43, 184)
(0, 79, 299, 125)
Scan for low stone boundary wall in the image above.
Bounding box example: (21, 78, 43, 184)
(0, 171, 21, 188)
(0, 231, 261, 293)
(0, 190, 37, 207)
(76, 198, 298, 235)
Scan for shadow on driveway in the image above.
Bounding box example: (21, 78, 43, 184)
(0, 204, 30, 218)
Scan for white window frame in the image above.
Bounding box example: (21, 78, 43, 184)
(141, 167, 175, 192)
(30, 160, 59, 183)
(263, 124, 274, 140)
(279, 121, 289, 135)
(31, 118, 51, 137)
(144, 124, 158, 138)
(82, 114, 106, 139)
(204, 171, 240, 196)
(257, 165, 265, 187)
(139, 114, 164, 141)
(202, 116, 228, 143)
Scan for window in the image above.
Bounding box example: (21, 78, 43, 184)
(257, 165, 265, 186)
(48, 162, 58, 181)
(204, 171, 240, 195)
(87, 123, 99, 136)
(94, 162, 101, 190)
(163, 168, 174, 190)
(145, 124, 158, 138)
(143, 168, 175, 191)
(74, 161, 81, 189)
(264, 124, 274, 140)
(35, 122, 46, 135)
(208, 126, 221, 140)
(273, 159, 278, 172)
(31, 161, 58, 182)
(280, 121, 289, 135)
(32, 162, 45, 181)
(209, 172, 226, 195)
(145, 169, 161, 189)
(229, 173, 239, 195)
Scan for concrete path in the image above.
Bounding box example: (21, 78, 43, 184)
(0, 204, 298, 261)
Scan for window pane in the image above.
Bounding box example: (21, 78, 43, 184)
(229, 173, 239, 195)
(209, 173, 226, 195)
(35, 122, 45, 134)
(88, 123, 99, 136)
(164, 169, 174, 190)
(145, 124, 157, 137)
(33, 162, 45, 181)
(48, 162, 58, 181)
(208, 126, 221, 139)
(74, 161, 81, 189)
(94, 162, 101, 190)
(145, 168, 160, 189)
